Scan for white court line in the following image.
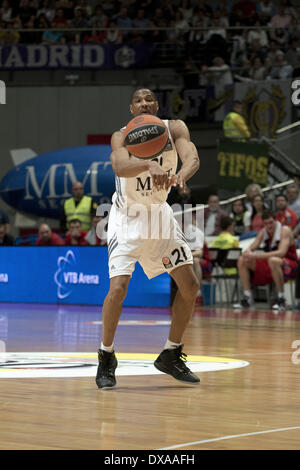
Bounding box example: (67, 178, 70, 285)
(158, 426, 300, 450)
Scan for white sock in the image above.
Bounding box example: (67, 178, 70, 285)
(101, 342, 114, 353)
(164, 339, 181, 350)
(244, 290, 252, 299)
(278, 292, 285, 299)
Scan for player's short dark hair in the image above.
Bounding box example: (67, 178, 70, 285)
(275, 193, 287, 201)
(131, 88, 157, 103)
(220, 215, 234, 231)
(69, 218, 82, 225)
(262, 209, 276, 220)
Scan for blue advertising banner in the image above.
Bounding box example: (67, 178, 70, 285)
(0, 43, 154, 70)
(0, 247, 170, 307)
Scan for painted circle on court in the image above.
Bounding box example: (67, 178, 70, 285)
(0, 352, 249, 378)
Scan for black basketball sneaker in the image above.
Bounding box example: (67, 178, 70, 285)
(95, 349, 118, 389)
(154, 345, 200, 384)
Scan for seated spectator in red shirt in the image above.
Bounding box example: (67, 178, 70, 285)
(35, 223, 64, 246)
(64, 218, 89, 246)
(0, 223, 14, 245)
(275, 193, 298, 228)
(52, 8, 69, 26)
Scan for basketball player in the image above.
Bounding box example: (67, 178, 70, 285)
(96, 88, 200, 389)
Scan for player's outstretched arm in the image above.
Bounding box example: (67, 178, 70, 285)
(169, 120, 200, 184)
(110, 130, 152, 177)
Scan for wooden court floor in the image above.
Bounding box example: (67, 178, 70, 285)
(0, 302, 300, 450)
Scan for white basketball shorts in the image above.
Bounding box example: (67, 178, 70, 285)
(107, 202, 193, 279)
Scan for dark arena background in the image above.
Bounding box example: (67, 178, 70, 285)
(1, 0, 300, 454)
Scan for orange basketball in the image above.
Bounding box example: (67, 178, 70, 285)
(123, 114, 169, 159)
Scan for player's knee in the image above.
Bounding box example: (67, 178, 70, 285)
(181, 277, 200, 299)
(108, 284, 127, 304)
(268, 257, 281, 269)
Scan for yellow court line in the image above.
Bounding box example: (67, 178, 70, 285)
(48, 352, 244, 363)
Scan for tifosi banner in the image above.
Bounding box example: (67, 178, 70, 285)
(217, 140, 269, 190)
(0, 44, 154, 69)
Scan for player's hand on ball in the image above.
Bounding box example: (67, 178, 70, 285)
(148, 161, 169, 190)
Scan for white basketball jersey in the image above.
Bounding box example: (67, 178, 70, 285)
(113, 119, 178, 209)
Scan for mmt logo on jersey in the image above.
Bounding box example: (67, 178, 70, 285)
(54, 250, 99, 299)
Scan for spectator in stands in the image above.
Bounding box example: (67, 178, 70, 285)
(72, 6, 89, 42)
(204, 16, 227, 43)
(188, 7, 210, 45)
(42, 16, 63, 44)
(270, 28, 289, 49)
(0, 0, 12, 24)
(257, 0, 277, 25)
(85, 215, 106, 246)
(17, 0, 36, 26)
(204, 194, 228, 236)
(114, 6, 132, 37)
(89, 5, 108, 31)
(244, 194, 266, 233)
(211, 215, 240, 274)
(269, 5, 291, 30)
(235, 58, 252, 78)
(293, 173, 300, 191)
(288, 15, 300, 41)
(223, 100, 251, 141)
(267, 52, 293, 79)
(101, 0, 116, 17)
(200, 57, 233, 87)
(37, 0, 55, 22)
(266, 40, 284, 65)
(230, 28, 248, 67)
(35, 224, 64, 246)
(275, 194, 298, 229)
(60, 181, 98, 233)
(249, 56, 267, 80)
(64, 218, 89, 246)
(247, 19, 268, 48)
(104, 20, 123, 44)
(235, 209, 298, 310)
(55, 0, 74, 20)
(230, 199, 248, 236)
(196, 0, 212, 16)
(287, 184, 300, 218)
(171, 11, 189, 44)
(244, 183, 264, 213)
(75, 0, 92, 19)
(0, 207, 10, 233)
(179, 0, 193, 24)
(0, 17, 20, 44)
(183, 214, 211, 304)
(72, 7, 89, 28)
(285, 39, 300, 71)
(248, 37, 267, 63)
(0, 223, 14, 245)
(52, 7, 69, 27)
(231, 0, 257, 26)
(131, 8, 149, 43)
